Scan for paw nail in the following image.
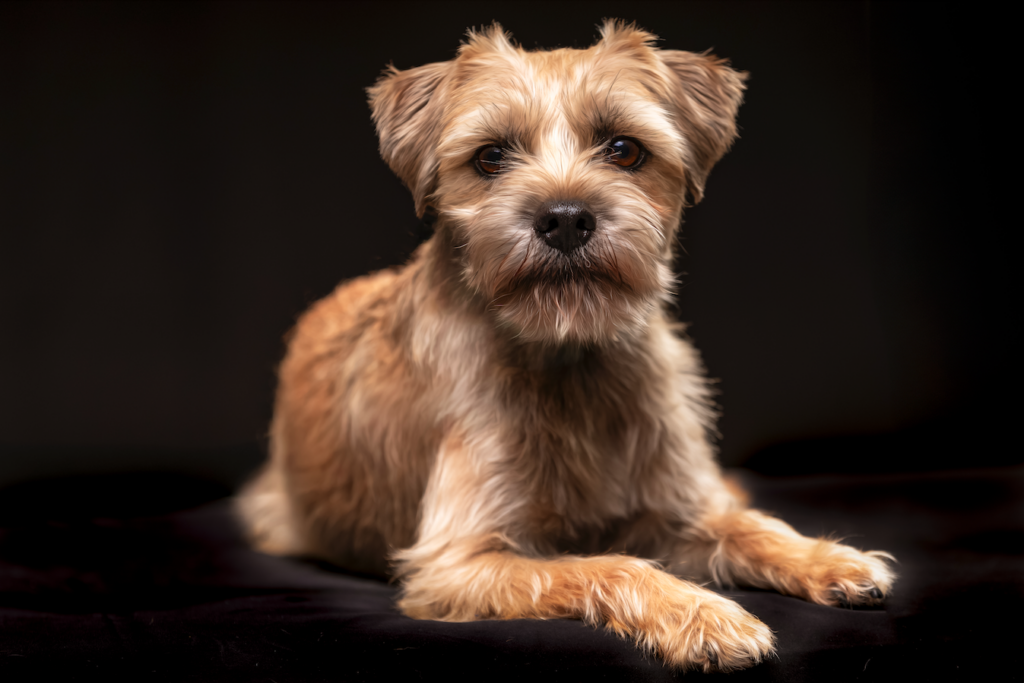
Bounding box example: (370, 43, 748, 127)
(831, 590, 852, 608)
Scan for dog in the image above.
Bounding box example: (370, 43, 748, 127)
(236, 21, 895, 672)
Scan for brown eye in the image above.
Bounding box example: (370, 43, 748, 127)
(476, 146, 505, 175)
(605, 138, 644, 168)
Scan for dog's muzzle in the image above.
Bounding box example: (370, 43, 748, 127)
(533, 200, 596, 254)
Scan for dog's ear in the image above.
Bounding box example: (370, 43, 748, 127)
(658, 50, 747, 204)
(595, 21, 746, 205)
(368, 60, 453, 217)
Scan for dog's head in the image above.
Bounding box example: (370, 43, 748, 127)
(369, 21, 745, 344)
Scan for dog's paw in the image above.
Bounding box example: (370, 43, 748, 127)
(802, 543, 896, 608)
(648, 589, 775, 672)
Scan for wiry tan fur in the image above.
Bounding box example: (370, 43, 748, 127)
(236, 21, 895, 672)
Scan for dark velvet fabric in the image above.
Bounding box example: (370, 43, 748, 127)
(1, 465, 1021, 682)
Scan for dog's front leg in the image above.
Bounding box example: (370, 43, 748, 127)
(689, 504, 897, 608)
(392, 437, 775, 672)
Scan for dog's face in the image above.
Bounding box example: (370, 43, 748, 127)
(369, 22, 745, 344)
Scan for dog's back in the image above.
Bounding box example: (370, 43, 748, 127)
(239, 265, 434, 576)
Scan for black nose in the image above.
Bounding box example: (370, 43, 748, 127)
(533, 201, 596, 254)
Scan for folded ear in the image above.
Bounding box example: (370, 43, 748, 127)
(367, 60, 453, 217)
(658, 50, 747, 204)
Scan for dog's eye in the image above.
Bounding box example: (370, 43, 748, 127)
(605, 138, 644, 168)
(476, 146, 505, 175)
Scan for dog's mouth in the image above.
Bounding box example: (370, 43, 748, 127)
(474, 216, 670, 343)
(486, 253, 660, 344)
(461, 199, 671, 342)
(506, 264, 630, 293)
(503, 237, 632, 291)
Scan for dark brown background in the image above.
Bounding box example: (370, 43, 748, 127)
(0, 1, 1014, 486)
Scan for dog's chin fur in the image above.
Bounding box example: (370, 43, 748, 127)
(492, 274, 665, 346)
(236, 21, 896, 673)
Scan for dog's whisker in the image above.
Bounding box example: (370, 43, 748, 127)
(493, 233, 528, 284)
(509, 236, 534, 286)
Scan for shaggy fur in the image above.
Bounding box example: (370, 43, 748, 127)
(237, 22, 895, 672)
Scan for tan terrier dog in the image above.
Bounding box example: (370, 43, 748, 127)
(237, 21, 895, 672)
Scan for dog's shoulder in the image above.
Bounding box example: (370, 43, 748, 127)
(289, 267, 406, 346)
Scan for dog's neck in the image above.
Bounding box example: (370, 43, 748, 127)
(499, 338, 598, 374)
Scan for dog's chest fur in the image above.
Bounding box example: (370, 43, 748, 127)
(488, 342, 667, 550)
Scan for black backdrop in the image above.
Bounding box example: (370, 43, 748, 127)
(0, 1, 1015, 487)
